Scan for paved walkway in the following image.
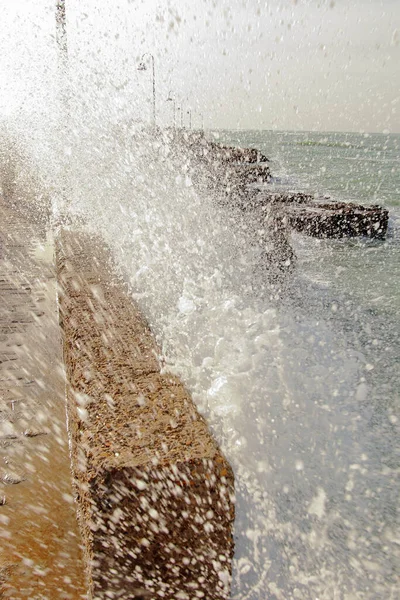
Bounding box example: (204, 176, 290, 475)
(0, 198, 86, 599)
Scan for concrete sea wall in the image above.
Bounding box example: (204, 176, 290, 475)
(56, 230, 235, 599)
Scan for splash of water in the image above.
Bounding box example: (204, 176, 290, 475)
(1, 5, 398, 598)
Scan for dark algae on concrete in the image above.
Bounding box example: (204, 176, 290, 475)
(56, 231, 235, 599)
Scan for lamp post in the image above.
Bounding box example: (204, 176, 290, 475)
(56, 0, 68, 111)
(55, 0, 71, 218)
(187, 109, 192, 129)
(177, 105, 184, 128)
(56, 1, 67, 68)
(138, 53, 156, 126)
(166, 91, 176, 128)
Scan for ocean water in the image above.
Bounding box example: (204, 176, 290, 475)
(49, 125, 399, 599)
(215, 129, 400, 598)
(218, 130, 400, 206)
(219, 129, 400, 306)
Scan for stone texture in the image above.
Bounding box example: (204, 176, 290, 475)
(287, 201, 389, 238)
(56, 231, 235, 600)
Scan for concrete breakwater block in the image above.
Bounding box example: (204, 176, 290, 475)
(219, 164, 271, 191)
(238, 191, 389, 239)
(56, 231, 235, 599)
(254, 192, 314, 206)
(210, 142, 269, 164)
(287, 201, 389, 238)
(239, 163, 271, 184)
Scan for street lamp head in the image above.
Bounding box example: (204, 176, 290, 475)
(137, 62, 147, 71)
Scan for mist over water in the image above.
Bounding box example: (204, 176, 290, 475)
(1, 3, 399, 599)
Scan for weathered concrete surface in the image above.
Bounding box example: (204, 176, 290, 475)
(0, 198, 86, 599)
(287, 201, 389, 238)
(56, 231, 235, 600)
(209, 142, 269, 164)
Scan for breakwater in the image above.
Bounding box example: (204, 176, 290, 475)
(56, 230, 235, 599)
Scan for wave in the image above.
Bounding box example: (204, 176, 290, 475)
(297, 139, 361, 149)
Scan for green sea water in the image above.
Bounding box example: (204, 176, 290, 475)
(218, 130, 400, 207)
(217, 129, 400, 317)
(217, 128, 400, 422)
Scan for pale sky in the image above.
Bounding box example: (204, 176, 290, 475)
(0, 0, 399, 132)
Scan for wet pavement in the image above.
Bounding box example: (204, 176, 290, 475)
(0, 198, 86, 599)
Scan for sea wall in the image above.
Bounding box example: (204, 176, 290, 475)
(56, 230, 235, 599)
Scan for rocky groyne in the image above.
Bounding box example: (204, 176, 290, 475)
(166, 130, 390, 290)
(180, 130, 389, 241)
(287, 201, 389, 238)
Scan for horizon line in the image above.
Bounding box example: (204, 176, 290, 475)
(206, 127, 399, 136)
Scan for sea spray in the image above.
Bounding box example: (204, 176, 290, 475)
(0, 3, 398, 594)
(40, 112, 381, 597)
(1, 89, 398, 596)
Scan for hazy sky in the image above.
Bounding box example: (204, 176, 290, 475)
(0, 0, 399, 132)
